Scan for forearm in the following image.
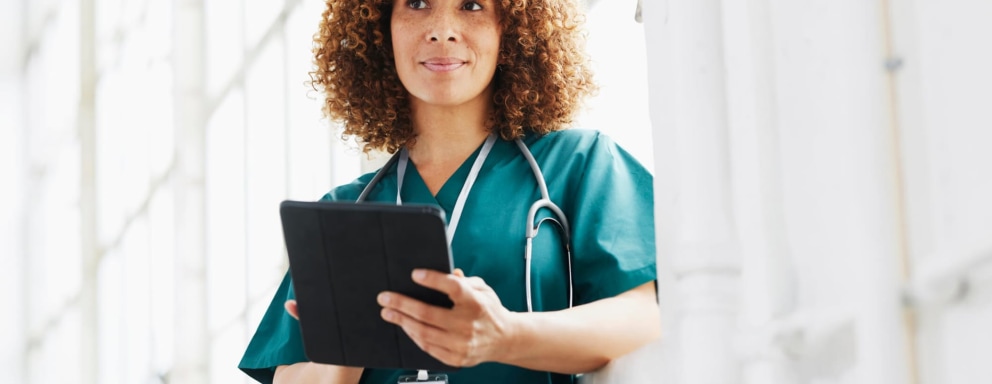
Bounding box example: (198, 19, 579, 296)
(497, 282, 661, 374)
(273, 362, 363, 384)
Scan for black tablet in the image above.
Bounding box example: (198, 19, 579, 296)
(279, 200, 457, 371)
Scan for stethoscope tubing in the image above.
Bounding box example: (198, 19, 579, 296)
(515, 139, 574, 311)
(356, 152, 402, 203)
(356, 136, 574, 313)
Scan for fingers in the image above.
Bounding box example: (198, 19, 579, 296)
(464, 276, 489, 290)
(377, 271, 504, 368)
(378, 291, 451, 327)
(378, 268, 478, 328)
(405, 269, 497, 315)
(412, 269, 474, 301)
(381, 306, 457, 347)
(284, 300, 300, 320)
(379, 306, 471, 367)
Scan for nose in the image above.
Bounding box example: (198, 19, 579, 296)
(429, 35, 457, 43)
(426, 9, 459, 43)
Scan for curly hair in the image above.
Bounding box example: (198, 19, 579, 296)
(309, 0, 596, 154)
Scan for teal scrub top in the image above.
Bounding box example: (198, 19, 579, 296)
(239, 129, 657, 384)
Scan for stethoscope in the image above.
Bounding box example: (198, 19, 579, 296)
(355, 134, 574, 313)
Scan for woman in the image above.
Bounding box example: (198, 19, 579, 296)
(239, 0, 660, 383)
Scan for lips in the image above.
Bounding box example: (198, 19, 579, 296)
(422, 58, 466, 72)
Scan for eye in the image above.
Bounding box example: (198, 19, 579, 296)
(462, 1, 482, 11)
(407, 0, 428, 9)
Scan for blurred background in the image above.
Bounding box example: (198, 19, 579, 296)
(2, 0, 991, 383)
(643, 1, 992, 384)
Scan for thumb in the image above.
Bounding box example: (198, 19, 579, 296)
(284, 300, 300, 320)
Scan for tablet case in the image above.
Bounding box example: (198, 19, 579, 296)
(280, 200, 458, 371)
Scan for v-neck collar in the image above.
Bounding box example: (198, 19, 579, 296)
(398, 141, 490, 221)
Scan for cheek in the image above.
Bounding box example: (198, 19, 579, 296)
(390, 19, 413, 59)
(390, 34, 417, 90)
(486, 25, 502, 59)
(486, 33, 502, 64)
(390, 32, 413, 70)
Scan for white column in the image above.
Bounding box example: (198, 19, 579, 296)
(766, 0, 913, 382)
(79, 0, 99, 382)
(719, 0, 800, 383)
(645, 1, 741, 383)
(173, 0, 209, 382)
(0, 0, 27, 382)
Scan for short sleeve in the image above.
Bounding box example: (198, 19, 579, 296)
(567, 131, 656, 305)
(238, 273, 308, 384)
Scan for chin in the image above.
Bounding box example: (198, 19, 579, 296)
(408, 81, 492, 108)
(416, 93, 474, 107)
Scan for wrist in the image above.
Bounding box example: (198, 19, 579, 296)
(494, 310, 531, 365)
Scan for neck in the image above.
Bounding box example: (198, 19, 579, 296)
(406, 93, 493, 165)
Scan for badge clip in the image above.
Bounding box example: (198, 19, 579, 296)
(398, 369, 448, 383)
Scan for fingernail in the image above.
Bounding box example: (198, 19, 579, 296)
(413, 269, 426, 281)
(378, 292, 391, 305)
(383, 309, 395, 321)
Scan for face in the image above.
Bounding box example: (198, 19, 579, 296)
(390, 0, 502, 109)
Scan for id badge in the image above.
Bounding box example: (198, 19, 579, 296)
(397, 373, 448, 383)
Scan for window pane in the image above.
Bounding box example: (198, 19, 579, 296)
(206, 0, 245, 96)
(244, 37, 288, 301)
(207, 90, 248, 331)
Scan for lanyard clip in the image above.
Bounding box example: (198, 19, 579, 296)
(398, 370, 449, 383)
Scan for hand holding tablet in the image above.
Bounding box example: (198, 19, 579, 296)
(279, 200, 458, 371)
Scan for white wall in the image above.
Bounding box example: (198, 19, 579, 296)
(644, 1, 992, 383)
(577, 0, 653, 171)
